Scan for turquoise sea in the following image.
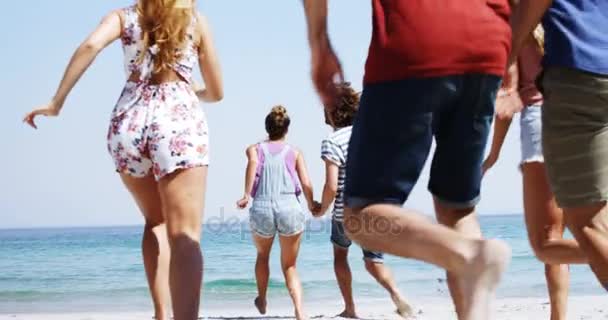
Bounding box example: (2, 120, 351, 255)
(0, 215, 602, 314)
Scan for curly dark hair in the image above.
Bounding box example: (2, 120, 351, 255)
(265, 105, 290, 140)
(327, 82, 359, 128)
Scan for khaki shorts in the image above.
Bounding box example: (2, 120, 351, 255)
(542, 67, 608, 208)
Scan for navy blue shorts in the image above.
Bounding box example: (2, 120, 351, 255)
(331, 219, 384, 263)
(345, 75, 501, 209)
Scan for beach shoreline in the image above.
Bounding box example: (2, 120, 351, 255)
(1, 295, 606, 320)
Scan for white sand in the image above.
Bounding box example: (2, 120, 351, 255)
(1, 296, 606, 320)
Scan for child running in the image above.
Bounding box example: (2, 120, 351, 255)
(313, 83, 412, 318)
(236, 106, 316, 320)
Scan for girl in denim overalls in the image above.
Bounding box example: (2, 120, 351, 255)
(237, 106, 316, 320)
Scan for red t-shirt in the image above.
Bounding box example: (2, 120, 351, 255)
(364, 0, 511, 84)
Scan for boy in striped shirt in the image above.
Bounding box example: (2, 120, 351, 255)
(313, 83, 411, 318)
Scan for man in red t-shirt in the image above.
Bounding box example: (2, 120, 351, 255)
(302, 1, 512, 319)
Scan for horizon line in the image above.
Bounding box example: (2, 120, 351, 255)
(1, 212, 522, 231)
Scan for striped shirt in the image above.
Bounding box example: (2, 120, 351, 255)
(321, 126, 352, 221)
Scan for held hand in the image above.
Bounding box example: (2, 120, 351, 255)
(494, 90, 523, 121)
(236, 195, 250, 210)
(310, 201, 323, 217)
(495, 64, 523, 121)
(311, 39, 344, 109)
(23, 101, 61, 129)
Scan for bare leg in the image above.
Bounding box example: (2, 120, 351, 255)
(522, 163, 581, 320)
(343, 205, 511, 320)
(545, 264, 569, 320)
(364, 260, 412, 317)
(333, 246, 357, 318)
(120, 174, 170, 320)
(252, 233, 274, 315)
(158, 167, 207, 320)
(523, 163, 586, 265)
(564, 202, 608, 291)
(434, 201, 482, 319)
(279, 233, 306, 320)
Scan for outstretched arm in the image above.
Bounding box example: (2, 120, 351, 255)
(510, 0, 553, 64)
(302, 0, 343, 107)
(195, 13, 223, 103)
(24, 10, 122, 128)
(237, 146, 258, 209)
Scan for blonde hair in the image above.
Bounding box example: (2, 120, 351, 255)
(533, 24, 545, 55)
(137, 0, 194, 73)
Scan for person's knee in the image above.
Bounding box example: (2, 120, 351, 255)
(281, 260, 296, 273)
(167, 226, 201, 245)
(164, 203, 202, 242)
(588, 208, 608, 232)
(334, 248, 348, 264)
(257, 251, 271, 261)
(364, 260, 389, 285)
(281, 252, 297, 272)
(144, 217, 165, 229)
(435, 202, 475, 226)
(364, 259, 378, 274)
(529, 225, 565, 262)
(167, 233, 202, 257)
(532, 246, 551, 263)
(528, 233, 549, 260)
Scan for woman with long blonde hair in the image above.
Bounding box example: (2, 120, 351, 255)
(483, 25, 585, 320)
(23, 0, 223, 319)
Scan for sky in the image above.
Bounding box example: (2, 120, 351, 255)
(0, 0, 523, 229)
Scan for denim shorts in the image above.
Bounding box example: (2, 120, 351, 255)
(331, 219, 384, 263)
(345, 75, 501, 209)
(520, 105, 544, 164)
(249, 196, 305, 238)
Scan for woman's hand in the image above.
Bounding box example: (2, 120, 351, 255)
(482, 152, 499, 176)
(495, 63, 523, 121)
(236, 195, 251, 210)
(23, 101, 61, 129)
(24, 11, 122, 130)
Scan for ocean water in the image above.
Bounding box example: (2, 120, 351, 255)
(0, 215, 602, 314)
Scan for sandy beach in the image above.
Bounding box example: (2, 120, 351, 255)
(1, 296, 606, 320)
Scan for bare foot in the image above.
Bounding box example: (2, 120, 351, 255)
(337, 309, 358, 318)
(461, 239, 511, 320)
(391, 294, 414, 318)
(254, 296, 267, 315)
(295, 309, 308, 320)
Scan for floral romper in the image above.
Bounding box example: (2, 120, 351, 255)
(107, 5, 209, 180)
